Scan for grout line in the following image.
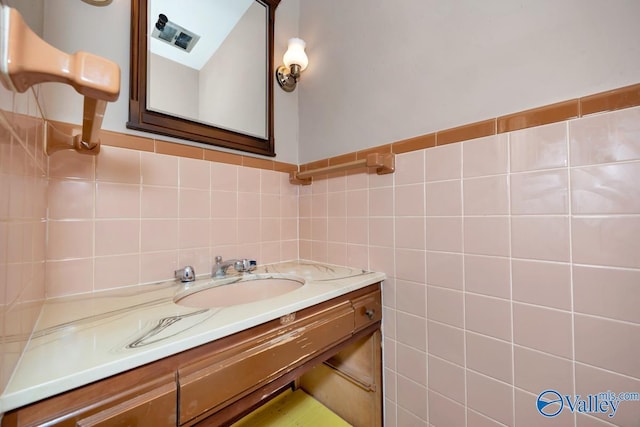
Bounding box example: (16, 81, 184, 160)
(465, 329, 513, 346)
(466, 366, 515, 389)
(566, 120, 578, 427)
(428, 388, 465, 410)
(458, 141, 468, 427)
(570, 213, 640, 219)
(512, 342, 574, 363)
(390, 163, 399, 427)
(506, 130, 517, 427)
(467, 408, 510, 427)
(510, 299, 573, 315)
(574, 360, 640, 382)
(90, 153, 96, 293)
(569, 158, 640, 169)
(428, 353, 465, 370)
(424, 288, 431, 427)
(572, 311, 639, 327)
(137, 152, 142, 288)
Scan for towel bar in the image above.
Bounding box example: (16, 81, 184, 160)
(290, 153, 395, 185)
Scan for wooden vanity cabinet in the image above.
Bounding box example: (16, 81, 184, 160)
(2, 284, 382, 427)
(178, 300, 355, 425)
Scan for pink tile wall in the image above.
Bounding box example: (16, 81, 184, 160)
(302, 106, 640, 426)
(0, 86, 47, 393)
(2, 91, 638, 425)
(46, 147, 298, 296)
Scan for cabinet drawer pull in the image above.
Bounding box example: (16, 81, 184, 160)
(365, 309, 375, 320)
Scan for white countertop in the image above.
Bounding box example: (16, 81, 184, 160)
(0, 261, 384, 414)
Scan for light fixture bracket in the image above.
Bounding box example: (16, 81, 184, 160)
(276, 64, 301, 92)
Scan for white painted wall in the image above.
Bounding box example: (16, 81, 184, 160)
(273, 0, 300, 161)
(148, 53, 199, 120)
(36, 0, 300, 163)
(297, 0, 640, 162)
(6, 0, 43, 36)
(39, 0, 132, 137)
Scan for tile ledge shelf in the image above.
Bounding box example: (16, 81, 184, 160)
(40, 82, 640, 178)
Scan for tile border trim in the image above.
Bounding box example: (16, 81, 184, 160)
(303, 82, 639, 170)
(45, 82, 639, 173)
(47, 120, 297, 173)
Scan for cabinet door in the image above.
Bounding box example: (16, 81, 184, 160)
(76, 381, 177, 427)
(178, 301, 355, 425)
(300, 330, 383, 427)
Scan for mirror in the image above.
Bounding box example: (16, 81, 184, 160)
(128, 0, 280, 156)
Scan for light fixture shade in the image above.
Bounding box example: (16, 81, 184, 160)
(283, 38, 308, 71)
(81, 0, 113, 5)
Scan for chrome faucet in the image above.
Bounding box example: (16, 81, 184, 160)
(213, 256, 256, 278)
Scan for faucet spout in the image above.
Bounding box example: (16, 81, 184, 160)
(212, 256, 256, 278)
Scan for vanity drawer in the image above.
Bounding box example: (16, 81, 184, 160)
(76, 381, 176, 427)
(1, 373, 177, 427)
(177, 301, 355, 425)
(352, 290, 382, 331)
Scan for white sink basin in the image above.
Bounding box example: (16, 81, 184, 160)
(174, 275, 305, 308)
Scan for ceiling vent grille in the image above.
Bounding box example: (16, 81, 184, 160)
(151, 14, 200, 53)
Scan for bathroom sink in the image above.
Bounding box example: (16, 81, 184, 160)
(174, 274, 305, 308)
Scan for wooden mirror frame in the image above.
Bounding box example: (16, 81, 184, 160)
(128, 0, 280, 157)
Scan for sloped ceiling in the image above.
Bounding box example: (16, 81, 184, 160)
(149, 0, 254, 70)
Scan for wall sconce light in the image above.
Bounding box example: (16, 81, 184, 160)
(276, 38, 308, 92)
